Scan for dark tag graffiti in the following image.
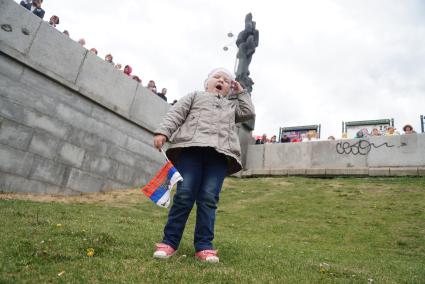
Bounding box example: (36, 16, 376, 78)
(336, 140, 394, 155)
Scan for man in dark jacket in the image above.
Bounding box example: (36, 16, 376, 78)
(157, 88, 168, 102)
(20, 0, 45, 19)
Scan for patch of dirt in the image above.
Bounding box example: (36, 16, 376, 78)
(272, 181, 294, 187)
(328, 183, 345, 189)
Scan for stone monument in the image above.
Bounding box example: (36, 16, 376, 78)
(235, 13, 259, 94)
(235, 12, 259, 131)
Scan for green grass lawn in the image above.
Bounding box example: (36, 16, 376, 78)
(1, 177, 425, 283)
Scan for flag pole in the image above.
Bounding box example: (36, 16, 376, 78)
(160, 147, 169, 162)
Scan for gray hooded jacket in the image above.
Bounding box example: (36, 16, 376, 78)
(154, 90, 255, 175)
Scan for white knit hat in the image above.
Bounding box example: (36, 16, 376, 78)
(204, 68, 235, 89)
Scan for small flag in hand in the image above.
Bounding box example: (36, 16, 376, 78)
(141, 161, 183, 208)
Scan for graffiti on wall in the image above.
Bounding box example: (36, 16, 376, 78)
(336, 140, 394, 155)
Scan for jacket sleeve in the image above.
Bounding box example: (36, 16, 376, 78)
(235, 90, 256, 123)
(154, 92, 196, 140)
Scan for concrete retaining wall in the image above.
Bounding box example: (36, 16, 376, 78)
(0, 0, 170, 194)
(0, 51, 167, 194)
(243, 134, 425, 177)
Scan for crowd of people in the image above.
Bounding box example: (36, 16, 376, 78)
(19, 0, 170, 103)
(255, 130, 320, 144)
(351, 124, 416, 138)
(256, 124, 418, 144)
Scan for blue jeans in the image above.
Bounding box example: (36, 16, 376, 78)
(162, 147, 227, 252)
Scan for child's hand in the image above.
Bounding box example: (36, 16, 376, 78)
(154, 134, 167, 151)
(231, 80, 244, 94)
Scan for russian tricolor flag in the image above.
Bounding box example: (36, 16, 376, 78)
(141, 161, 183, 208)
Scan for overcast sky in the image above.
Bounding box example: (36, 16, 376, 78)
(35, 0, 425, 138)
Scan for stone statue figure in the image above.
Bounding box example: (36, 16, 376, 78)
(235, 13, 259, 93)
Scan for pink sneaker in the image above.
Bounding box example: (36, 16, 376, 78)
(195, 249, 219, 263)
(153, 243, 176, 259)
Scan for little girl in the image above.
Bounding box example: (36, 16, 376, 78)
(153, 68, 255, 263)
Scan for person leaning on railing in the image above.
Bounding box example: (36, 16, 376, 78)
(385, 126, 399, 136)
(20, 0, 45, 19)
(402, 124, 416, 135)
